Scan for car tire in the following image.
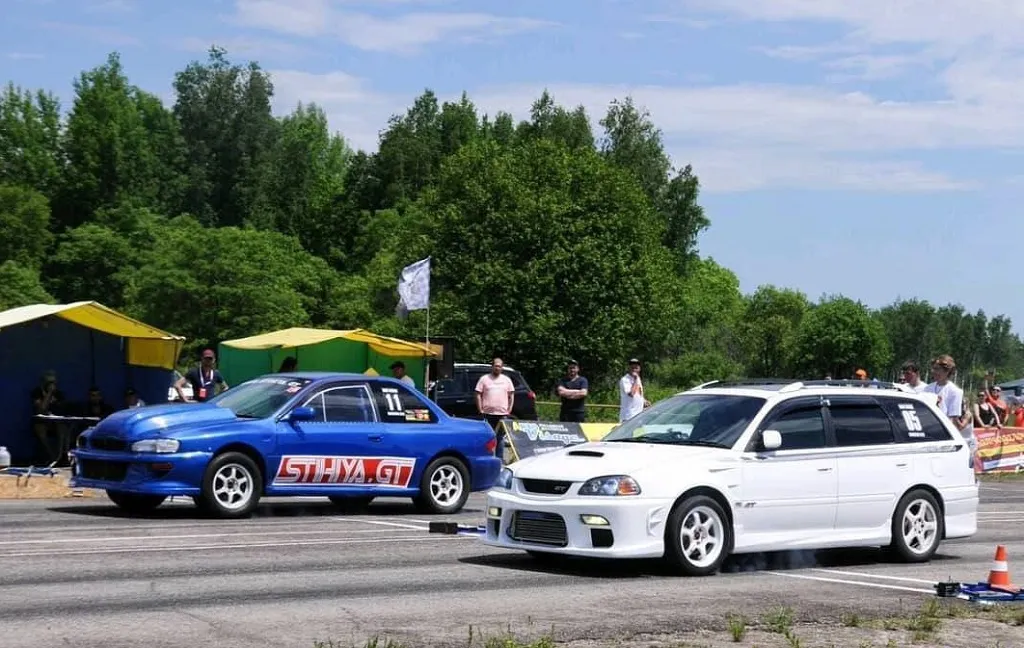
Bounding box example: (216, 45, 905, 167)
(197, 451, 262, 519)
(328, 496, 374, 513)
(888, 488, 944, 563)
(413, 456, 470, 514)
(107, 491, 167, 514)
(663, 495, 732, 576)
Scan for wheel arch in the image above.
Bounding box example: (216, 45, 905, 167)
(669, 485, 735, 549)
(425, 450, 472, 484)
(212, 442, 268, 484)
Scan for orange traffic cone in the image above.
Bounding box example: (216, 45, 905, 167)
(987, 545, 1018, 592)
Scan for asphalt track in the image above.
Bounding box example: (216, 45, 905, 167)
(2, 482, 1022, 648)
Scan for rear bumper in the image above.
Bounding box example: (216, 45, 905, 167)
(942, 483, 979, 539)
(67, 449, 210, 496)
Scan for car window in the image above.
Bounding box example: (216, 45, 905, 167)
(879, 398, 954, 442)
(765, 405, 827, 450)
(371, 382, 438, 424)
(506, 370, 528, 390)
(602, 393, 766, 449)
(829, 402, 895, 446)
(322, 386, 375, 423)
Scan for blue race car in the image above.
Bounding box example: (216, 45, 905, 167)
(69, 373, 502, 518)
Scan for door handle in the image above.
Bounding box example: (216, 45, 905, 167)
(368, 434, 383, 442)
(454, 399, 467, 404)
(896, 462, 908, 468)
(817, 467, 833, 472)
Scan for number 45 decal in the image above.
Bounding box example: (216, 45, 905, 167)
(901, 409, 922, 431)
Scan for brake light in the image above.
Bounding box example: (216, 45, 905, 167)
(485, 436, 497, 454)
(527, 390, 535, 400)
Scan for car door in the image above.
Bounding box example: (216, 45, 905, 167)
(271, 382, 385, 491)
(737, 396, 838, 547)
(368, 380, 443, 490)
(825, 395, 903, 532)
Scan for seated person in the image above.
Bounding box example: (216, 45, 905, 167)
(123, 387, 146, 408)
(83, 387, 116, 419)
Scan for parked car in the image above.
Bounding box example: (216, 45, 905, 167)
(70, 372, 502, 518)
(428, 362, 538, 421)
(481, 379, 979, 576)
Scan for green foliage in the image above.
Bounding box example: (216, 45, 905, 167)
(2, 47, 1024, 396)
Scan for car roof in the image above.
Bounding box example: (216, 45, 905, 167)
(256, 372, 406, 383)
(683, 379, 933, 402)
(454, 362, 521, 372)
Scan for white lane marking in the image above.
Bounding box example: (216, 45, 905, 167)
(977, 517, 1024, 523)
(0, 527, 416, 546)
(331, 518, 429, 531)
(0, 517, 352, 536)
(0, 534, 476, 558)
(765, 571, 934, 594)
(809, 569, 936, 585)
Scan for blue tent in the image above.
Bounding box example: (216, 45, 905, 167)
(0, 301, 185, 465)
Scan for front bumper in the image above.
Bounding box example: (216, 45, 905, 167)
(480, 488, 674, 558)
(68, 448, 212, 496)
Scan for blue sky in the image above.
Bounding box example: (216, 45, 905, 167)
(3, 0, 1023, 334)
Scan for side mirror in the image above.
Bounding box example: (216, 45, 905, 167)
(288, 406, 317, 423)
(761, 429, 782, 451)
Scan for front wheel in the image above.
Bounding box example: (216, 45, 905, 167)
(663, 495, 732, 576)
(107, 491, 167, 514)
(413, 456, 470, 514)
(888, 488, 943, 562)
(197, 452, 262, 518)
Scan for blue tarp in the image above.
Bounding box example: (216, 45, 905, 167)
(0, 315, 174, 465)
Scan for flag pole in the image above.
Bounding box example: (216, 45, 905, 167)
(424, 257, 432, 395)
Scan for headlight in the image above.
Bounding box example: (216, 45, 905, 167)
(578, 475, 641, 496)
(496, 467, 513, 489)
(131, 439, 180, 453)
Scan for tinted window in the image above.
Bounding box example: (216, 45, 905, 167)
(372, 383, 438, 424)
(765, 406, 827, 450)
(323, 387, 375, 423)
(830, 402, 895, 446)
(879, 398, 953, 442)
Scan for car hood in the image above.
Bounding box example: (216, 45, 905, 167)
(87, 403, 242, 440)
(509, 441, 730, 481)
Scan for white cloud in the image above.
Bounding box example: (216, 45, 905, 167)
(230, 0, 555, 54)
(7, 52, 45, 60)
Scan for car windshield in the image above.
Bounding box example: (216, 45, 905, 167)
(207, 377, 313, 419)
(602, 393, 767, 449)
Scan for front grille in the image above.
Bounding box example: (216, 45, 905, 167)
(509, 510, 568, 546)
(78, 459, 129, 482)
(520, 479, 573, 495)
(89, 436, 128, 452)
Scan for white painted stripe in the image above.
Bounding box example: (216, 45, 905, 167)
(0, 527, 415, 546)
(0, 534, 475, 558)
(0, 517, 351, 536)
(809, 569, 936, 585)
(992, 560, 1007, 570)
(765, 570, 935, 594)
(331, 518, 429, 531)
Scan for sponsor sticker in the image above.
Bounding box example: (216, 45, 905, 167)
(273, 456, 416, 488)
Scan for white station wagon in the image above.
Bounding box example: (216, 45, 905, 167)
(481, 379, 979, 576)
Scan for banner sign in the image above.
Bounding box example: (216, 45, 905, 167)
(975, 427, 1024, 473)
(500, 420, 621, 461)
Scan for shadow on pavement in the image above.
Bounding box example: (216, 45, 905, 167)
(47, 498, 486, 520)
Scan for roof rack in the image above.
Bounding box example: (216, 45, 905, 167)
(693, 378, 916, 394)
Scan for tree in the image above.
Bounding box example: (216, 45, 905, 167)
(0, 184, 52, 269)
(0, 83, 63, 198)
(740, 285, 810, 377)
(0, 260, 54, 310)
(791, 296, 892, 378)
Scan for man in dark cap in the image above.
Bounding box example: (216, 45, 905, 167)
(619, 358, 649, 422)
(390, 361, 416, 387)
(555, 360, 589, 422)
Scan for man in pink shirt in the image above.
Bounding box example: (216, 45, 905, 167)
(476, 357, 515, 461)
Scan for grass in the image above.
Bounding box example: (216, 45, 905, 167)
(315, 600, 1024, 648)
(978, 471, 1024, 482)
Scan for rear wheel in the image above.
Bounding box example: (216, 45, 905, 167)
(888, 488, 943, 562)
(106, 491, 166, 514)
(663, 495, 732, 576)
(413, 456, 469, 514)
(197, 452, 262, 518)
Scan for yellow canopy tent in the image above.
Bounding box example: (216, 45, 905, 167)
(217, 327, 440, 389)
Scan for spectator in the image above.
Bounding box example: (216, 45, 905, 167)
(900, 361, 928, 392)
(31, 370, 67, 464)
(619, 358, 649, 422)
(853, 368, 868, 381)
(555, 360, 588, 423)
(924, 354, 975, 457)
(985, 383, 1010, 425)
(84, 386, 115, 419)
(175, 348, 228, 402)
(278, 356, 297, 372)
(475, 358, 515, 461)
(124, 388, 145, 408)
(390, 361, 416, 388)
(973, 390, 1001, 429)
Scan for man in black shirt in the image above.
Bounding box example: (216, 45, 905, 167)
(175, 348, 228, 402)
(31, 370, 66, 463)
(556, 360, 589, 422)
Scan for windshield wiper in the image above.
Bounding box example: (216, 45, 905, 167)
(684, 439, 730, 448)
(614, 435, 674, 443)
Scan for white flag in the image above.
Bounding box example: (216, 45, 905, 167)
(396, 257, 430, 318)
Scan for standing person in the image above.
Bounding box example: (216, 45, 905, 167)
(619, 358, 649, 422)
(475, 358, 515, 461)
(924, 355, 975, 459)
(390, 361, 416, 388)
(900, 361, 928, 392)
(175, 348, 228, 403)
(556, 360, 588, 423)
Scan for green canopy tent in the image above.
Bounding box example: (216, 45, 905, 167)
(216, 327, 440, 390)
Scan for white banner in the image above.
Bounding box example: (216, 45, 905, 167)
(396, 257, 431, 318)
